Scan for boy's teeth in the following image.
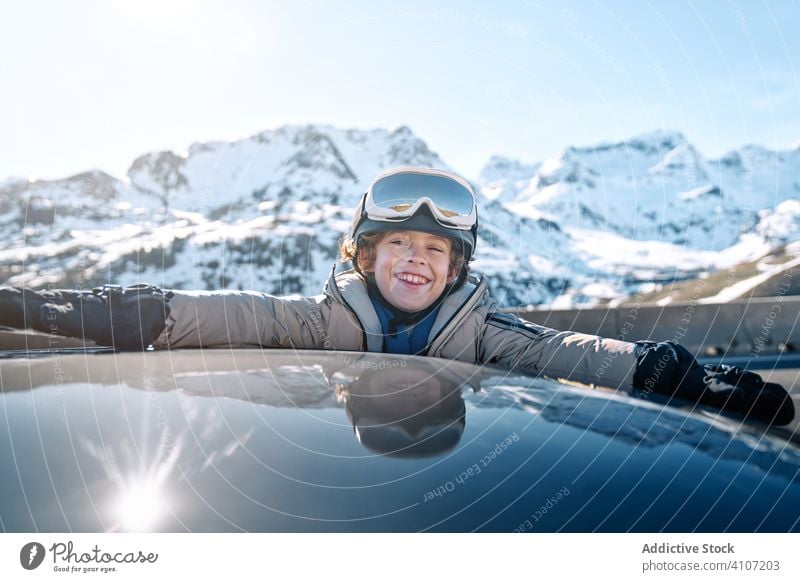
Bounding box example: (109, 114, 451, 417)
(398, 273, 428, 284)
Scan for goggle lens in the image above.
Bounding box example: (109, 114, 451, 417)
(371, 172, 475, 218)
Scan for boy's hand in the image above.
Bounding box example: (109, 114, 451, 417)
(692, 364, 795, 426)
(634, 341, 795, 426)
(0, 285, 171, 350)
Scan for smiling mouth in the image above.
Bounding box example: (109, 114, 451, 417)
(395, 273, 431, 286)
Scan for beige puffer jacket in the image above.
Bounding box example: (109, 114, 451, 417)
(153, 268, 638, 390)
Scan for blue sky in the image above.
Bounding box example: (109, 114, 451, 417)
(1, 0, 798, 181)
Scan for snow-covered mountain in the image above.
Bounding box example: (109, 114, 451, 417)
(479, 130, 800, 305)
(1, 125, 799, 307)
(489, 130, 795, 250)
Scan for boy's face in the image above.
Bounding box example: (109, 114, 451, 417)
(366, 230, 454, 312)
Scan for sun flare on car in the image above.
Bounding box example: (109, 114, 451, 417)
(116, 478, 168, 532)
(81, 430, 184, 533)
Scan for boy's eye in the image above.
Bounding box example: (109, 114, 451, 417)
(429, 246, 445, 253)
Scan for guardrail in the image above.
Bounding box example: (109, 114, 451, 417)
(508, 296, 800, 357)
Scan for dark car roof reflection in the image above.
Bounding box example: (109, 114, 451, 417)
(1, 348, 799, 532)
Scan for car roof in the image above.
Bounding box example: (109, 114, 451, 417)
(1, 348, 799, 532)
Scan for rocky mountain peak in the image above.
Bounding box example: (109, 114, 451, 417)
(128, 150, 188, 202)
(479, 156, 539, 184)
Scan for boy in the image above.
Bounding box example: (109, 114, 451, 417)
(0, 167, 794, 425)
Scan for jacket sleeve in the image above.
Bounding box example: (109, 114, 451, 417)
(152, 290, 327, 349)
(479, 313, 637, 390)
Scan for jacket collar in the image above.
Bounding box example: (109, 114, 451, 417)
(324, 267, 488, 353)
(324, 268, 383, 351)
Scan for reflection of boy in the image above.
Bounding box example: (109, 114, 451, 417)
(0, 167, 794, 425)
(336, 362, 466, 458)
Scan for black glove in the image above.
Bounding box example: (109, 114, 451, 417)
(633, 341, 795, 426)
(0, 284, 171, 350)
(0, 287, 48, 330)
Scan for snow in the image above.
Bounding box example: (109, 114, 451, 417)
(755, 199, 800, 243)
(567, 227, 717, 273)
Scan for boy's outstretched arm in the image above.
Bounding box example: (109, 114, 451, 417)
(153, 289, 326, 349)
(0, 285, 170, 350)
(480, 316, 794, 426)
(0, 286, 327, 351)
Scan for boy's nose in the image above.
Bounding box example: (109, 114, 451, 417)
(405, 245, 426, 263)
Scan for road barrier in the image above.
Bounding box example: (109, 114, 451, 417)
(510, 296, 800, 357)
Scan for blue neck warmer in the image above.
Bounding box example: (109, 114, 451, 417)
(366, 277, 444, 355)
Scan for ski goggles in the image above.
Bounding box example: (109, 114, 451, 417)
(364, 168, 477, 230)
